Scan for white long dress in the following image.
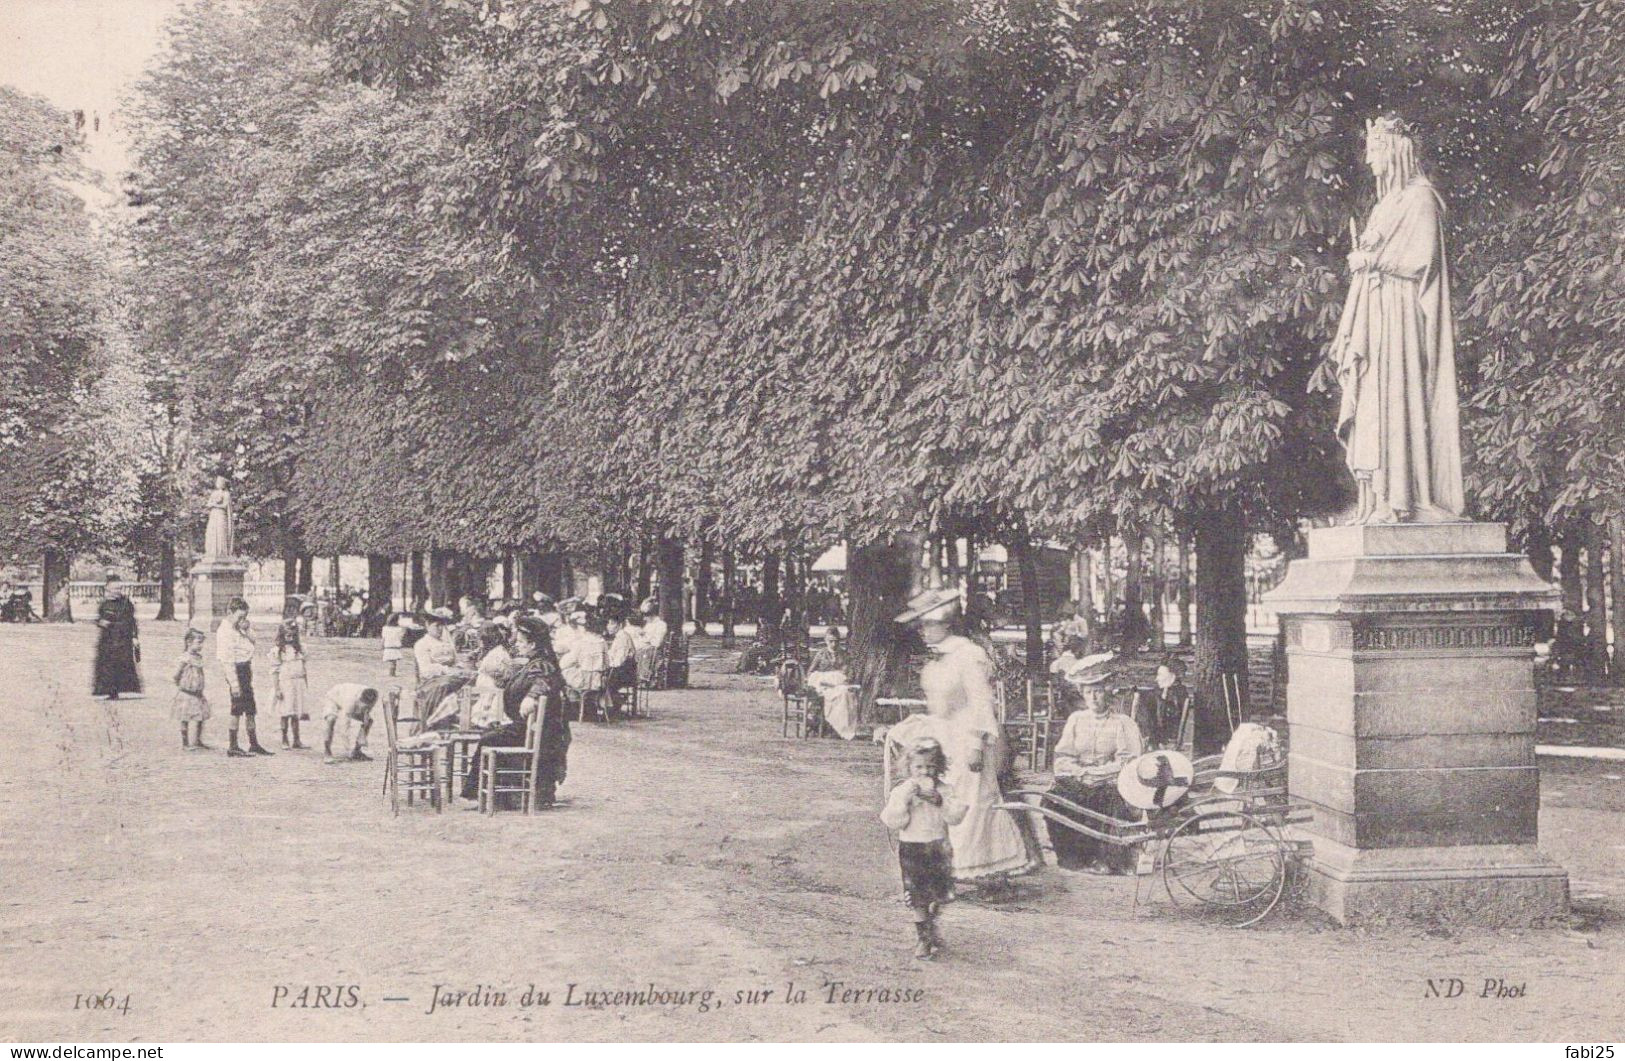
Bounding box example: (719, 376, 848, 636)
(919, 635, 1033, 881)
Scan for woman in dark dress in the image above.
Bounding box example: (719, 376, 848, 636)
(459, 617, 569, 809)
(92, 574, 142, 699)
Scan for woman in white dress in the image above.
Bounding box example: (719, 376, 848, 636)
(894, 588, 1036, 886)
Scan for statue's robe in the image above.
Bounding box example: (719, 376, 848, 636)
(1332, 177, 1465, 523)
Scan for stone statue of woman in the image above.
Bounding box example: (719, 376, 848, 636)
(1329, 115, 1466, 524)
(203, 476, 234, 558)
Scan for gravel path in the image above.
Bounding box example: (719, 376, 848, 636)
(1, 621, 1621, 1041)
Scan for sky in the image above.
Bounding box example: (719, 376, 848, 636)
(0, 0, 181, 115)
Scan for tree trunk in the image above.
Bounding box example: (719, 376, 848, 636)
(501, 553, 514, 600)
(537, 551, 566, 600)
(156, 537, 177, 621)
(1585, 518, 1609, 682)
(721, 550, 737, 643)
(1149, 526, 1165, 652)
(368, 554, 393, 612)
(1075, 546, 1094, 619)
(1193, 501, 1249, 756)
(1010, 535, 1046, 677)
(43, 547, 72, 622)
(760, 553, 782, 629)
(636, 538, 653, 602)
(656, 537, 687, 688)
(409, 551, 426, 610)
(1177, 531, 1193, 648)
(1120, 532, 1144, 655)
(848, 535, 921, 710)
(1612, 515, 1625, 686)
(281, 545, 298, 600)
(296, 553, 314, 594)
(428, 549, 449, 608)
(696, 541, 714, 631)
(1102, 535, 1115, 614)
(1526, 517, 1554, 582)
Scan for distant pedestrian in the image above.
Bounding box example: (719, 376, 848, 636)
(272, 620, 310, 749)
(170, 628, 212, 749)
(380, 612, 405, 677)
(92, 573, 142, 700)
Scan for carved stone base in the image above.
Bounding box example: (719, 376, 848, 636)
(191, 559, 249, 623)
(1264, 522, 1568, 926)
(1305, 837, 1570, 926)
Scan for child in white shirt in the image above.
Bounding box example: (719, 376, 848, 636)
(880, 738, 966, 960)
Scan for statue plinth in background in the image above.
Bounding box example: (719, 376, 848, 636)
(191, 476, 248, 621)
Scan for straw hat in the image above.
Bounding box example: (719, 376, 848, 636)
(1062, 652, 1117, 687)
(893, 588, 960, 624)
(1117, 750, 1195, 811)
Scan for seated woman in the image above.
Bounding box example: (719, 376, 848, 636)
(1043, 656, 1143, 874)
(470, 622, 514, 728)
(414, 609, 473, 727)
(805, 629, 859, 739)
(632, 598, 666, 683)
(458, 618, 568, 809)
(602, 607, 639, 720)
(559, 607, 608, 720)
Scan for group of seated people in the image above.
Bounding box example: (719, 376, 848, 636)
(382, 593, 669, 809)
(0, 581, 40, 623)
(411, 593, 669, 729)
(1040, 652, 1281, 875)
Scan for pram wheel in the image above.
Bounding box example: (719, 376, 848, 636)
(1161, 806, 1287, 927)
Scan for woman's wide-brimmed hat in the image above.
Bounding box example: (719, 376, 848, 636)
(1117, 750, 1195, 810)
(893, 587, 960, 624)
(1062, 652, 1117, 687)
(425, 606, 455, 623)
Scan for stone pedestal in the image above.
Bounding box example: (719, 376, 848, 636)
(1263, 522, 1568, 925)
(191, 558, 249, 623)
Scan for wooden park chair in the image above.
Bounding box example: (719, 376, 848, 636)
(477, 718, 546, 815)
(380, 690, 441, 816)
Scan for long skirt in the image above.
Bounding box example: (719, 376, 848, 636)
(92, 631, 142, 697)
(940, 731, 1034, 881)
(534, 719, 571, 806)
(416, 672, 471, 727)
(459, 720, 571, 807)
(1044, 776, 1140, 873)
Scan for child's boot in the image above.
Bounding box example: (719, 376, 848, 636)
(928, 912, 944, 955)
(194, 723, 211, 750)
(245, 720, 274, 755)
(280, 718, 291, 749)
(228, 728, 249, 757)
(913, 920, 933, 960)
(291, 719, 307, 750)
(181, 724, 191, 749)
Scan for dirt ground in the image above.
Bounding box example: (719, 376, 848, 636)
(2, 620, 1622, 1043)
